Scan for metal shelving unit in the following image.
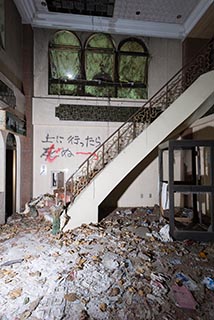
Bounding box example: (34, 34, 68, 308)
(159, 140, 214, 241)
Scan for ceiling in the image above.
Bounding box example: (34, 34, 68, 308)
(14, 0, 214, 39)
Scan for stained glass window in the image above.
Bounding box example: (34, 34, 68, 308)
(85, 33, 115, 97)
(118, 38, 148, 99)
(48, 31, 149, 99)
(49, 31, 82, 95)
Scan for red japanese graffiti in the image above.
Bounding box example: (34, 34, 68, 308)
(76, 151, 98, 160)
(46, 143, 62, 163)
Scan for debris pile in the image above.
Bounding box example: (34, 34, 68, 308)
(20, 194, 55, 218)
(19, 193, 66, 228)
(0, 206, 214, 319)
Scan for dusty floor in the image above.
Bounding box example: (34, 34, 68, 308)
(0, 207, 214, 320)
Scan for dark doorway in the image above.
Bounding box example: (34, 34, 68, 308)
(5, 133, 16, 220)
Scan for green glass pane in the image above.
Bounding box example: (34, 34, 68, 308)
(50, 50, 81, 80)
(85, 86, 115, 97)
(49, 83, 79, 95)
(85, 52, 114, 81)
(120, 41, 145, 53)
(119, 56, 147, 82)
(118, 88, 147, 99)
(87, 33, 114, 48)
(51, 31, 80, 46)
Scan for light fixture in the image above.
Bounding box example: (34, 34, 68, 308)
(67, 73, 74, 80)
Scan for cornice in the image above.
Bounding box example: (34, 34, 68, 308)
(183, 0, 214, 38)
(13, 0, 212, 40)
(13, 0, 36, 23)
(32, 13, 184, 39)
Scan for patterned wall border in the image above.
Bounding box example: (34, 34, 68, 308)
(55, 104, 140, 122)
(0, 80, 16, 108)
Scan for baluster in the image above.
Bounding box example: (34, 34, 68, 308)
(64, 181, 67, 206)
(133, 119, 136, 139)
(118, 130, 120, 153)
(69, 177, 73, 203)
(71, 177, 75, 202)
(86, 160, 89, 184)
(102, 144, 105, 168)
(209, 40, 214, 70)
(165, 85, 169, 109)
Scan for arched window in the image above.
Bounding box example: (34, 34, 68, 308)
(49, 31, 82, 95)
(48, 32, 149, 99)
(84, 33, 115, 97)
(118, 38, 149, 99)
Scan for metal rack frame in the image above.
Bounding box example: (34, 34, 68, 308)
(159, 139, 214, 241)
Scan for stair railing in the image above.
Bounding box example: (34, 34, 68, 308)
(64, 38, 214, 204)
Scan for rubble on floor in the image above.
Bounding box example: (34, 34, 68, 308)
(20, 194, 56, 221)
(0, 206, 214, 319)
(19, 194, 68, 233)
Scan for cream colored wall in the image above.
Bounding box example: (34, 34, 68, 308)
(34, 29, 49, 97)
(118, 157, 159, 207)
(33, 97, 141, 197)
(118, 149, 182, 208)
(33, 29, 182, 205)
(148, 38, 182, 97)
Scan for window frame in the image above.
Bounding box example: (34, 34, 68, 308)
(117, 37, 149, 99)
(48, 30, 83, 95)
(48, 31, 149, 99)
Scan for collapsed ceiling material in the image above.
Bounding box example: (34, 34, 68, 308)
(45, 0, 115, 17)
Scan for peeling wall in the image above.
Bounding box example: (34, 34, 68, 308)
(33, 29, 182, 206)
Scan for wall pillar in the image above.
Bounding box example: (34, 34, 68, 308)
(20, 24, 33, 209)
(0, 131, 6, 223)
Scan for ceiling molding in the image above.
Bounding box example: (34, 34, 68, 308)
(32, 13, 184, 38)
(183, 0, 214, 38)
(14, 0, 36, 23)
(14, 0, 211, 39)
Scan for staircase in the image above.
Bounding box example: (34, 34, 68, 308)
(62, 39, 214, 231)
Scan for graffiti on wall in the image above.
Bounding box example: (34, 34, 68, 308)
(40, 133, 101, 163)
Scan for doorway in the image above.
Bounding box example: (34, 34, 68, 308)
(5, 133, 16, 220)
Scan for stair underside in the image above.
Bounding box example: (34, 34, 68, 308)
(63, 71, 214, 231)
